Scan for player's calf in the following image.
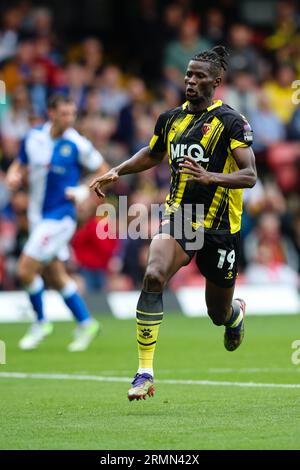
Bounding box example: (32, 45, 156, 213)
(207, 304, 232, 326)
(143, 267, 165, 292)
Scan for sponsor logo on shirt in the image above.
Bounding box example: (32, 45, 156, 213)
(170, 143, 208, 163)
(60, 144, 72, 157)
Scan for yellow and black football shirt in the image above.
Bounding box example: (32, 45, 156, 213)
(149, 99, 253, 234)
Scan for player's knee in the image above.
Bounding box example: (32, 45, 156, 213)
(44, 268, 62, 290)
(143, 265, 165, 292)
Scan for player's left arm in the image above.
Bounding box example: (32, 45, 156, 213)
(65, 136, 109, 203)
(227, 145, 257, 188)
(179, 147, 257, 189)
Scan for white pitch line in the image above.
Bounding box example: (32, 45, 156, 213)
(72, 368, 300, 375)
(208, 368, 300, 374)
(0, 372, 299, 389)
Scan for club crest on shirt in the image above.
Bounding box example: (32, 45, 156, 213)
(202, 123, 211, 135)
(60, 144, 72, 157)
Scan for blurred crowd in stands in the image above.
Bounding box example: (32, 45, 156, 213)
(0, 0, 300, 293)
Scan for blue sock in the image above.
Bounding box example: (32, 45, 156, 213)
(61, 281, 90, 324)
(27, 276, 45, 322)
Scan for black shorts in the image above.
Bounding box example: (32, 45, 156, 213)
(158, 216, 240, 288)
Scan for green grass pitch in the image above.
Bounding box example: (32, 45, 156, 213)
(0, 314, 299, 450)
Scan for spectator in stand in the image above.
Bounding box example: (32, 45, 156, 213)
(223, 70, 258, 117)
(80, 37, 104, 86)
(163, 14, 211, 92)
(241, 178, 266, 238)
(127, 0, 164, 81)
(245, 240, 299, 286)
(260, 179, 287, 215)
(28, 62, 49, 118)
(98, 65, 129, 117)
(121, 238, 150, 289)
(72, 198, 119, 292)
(226, 23, 264, 81)
(244, 211, 299, 274)
(115, 77, 150, 152)
(265, 0, 300, 52)
(81, 88, 102, 118)
(0, 85, 31, 140)
(0, 7, 22, 63)
(131, 113, 155, 154)
(120, 194, 159, 289)
(240, 178, 287, 266)
(56, 62, 89, 113)
(249, 91, 285, 160)
(244, 205, 300, 286)
(30, 7, 53, 38)
(78, 113, 120, 168)
(1, 190, 29, 290)
(203, 7, 226, 46)
(158, 82, 182, 110)
(0, 214, 17, 290)
(0, 39, 36, 93)
(34, 36, 62, 87)
(287, 105, 300, 140)
(242, 179, 287, 239)
(162, 3, 185, 43)
(149, 83, 182, 138)
(263, 64, 297, 124)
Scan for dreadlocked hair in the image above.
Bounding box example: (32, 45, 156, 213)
(192, 45, 229, 75)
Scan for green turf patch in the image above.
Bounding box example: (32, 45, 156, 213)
(0, 315, 299, 449)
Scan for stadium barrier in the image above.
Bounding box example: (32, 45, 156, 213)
(0, 285, 299, 322)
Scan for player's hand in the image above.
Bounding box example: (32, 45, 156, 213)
(6, 171, 22, 192)
(65, 185, 90, 204)
(179, 156, 214, 186)
(89, 169, 119, 198)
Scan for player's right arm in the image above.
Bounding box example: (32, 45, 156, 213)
(6, 138, 28, 192)
(90, 112, 168, 198)
(90, 146, 165, 199)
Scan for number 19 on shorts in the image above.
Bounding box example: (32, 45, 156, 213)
(217, 249, 235, 270)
